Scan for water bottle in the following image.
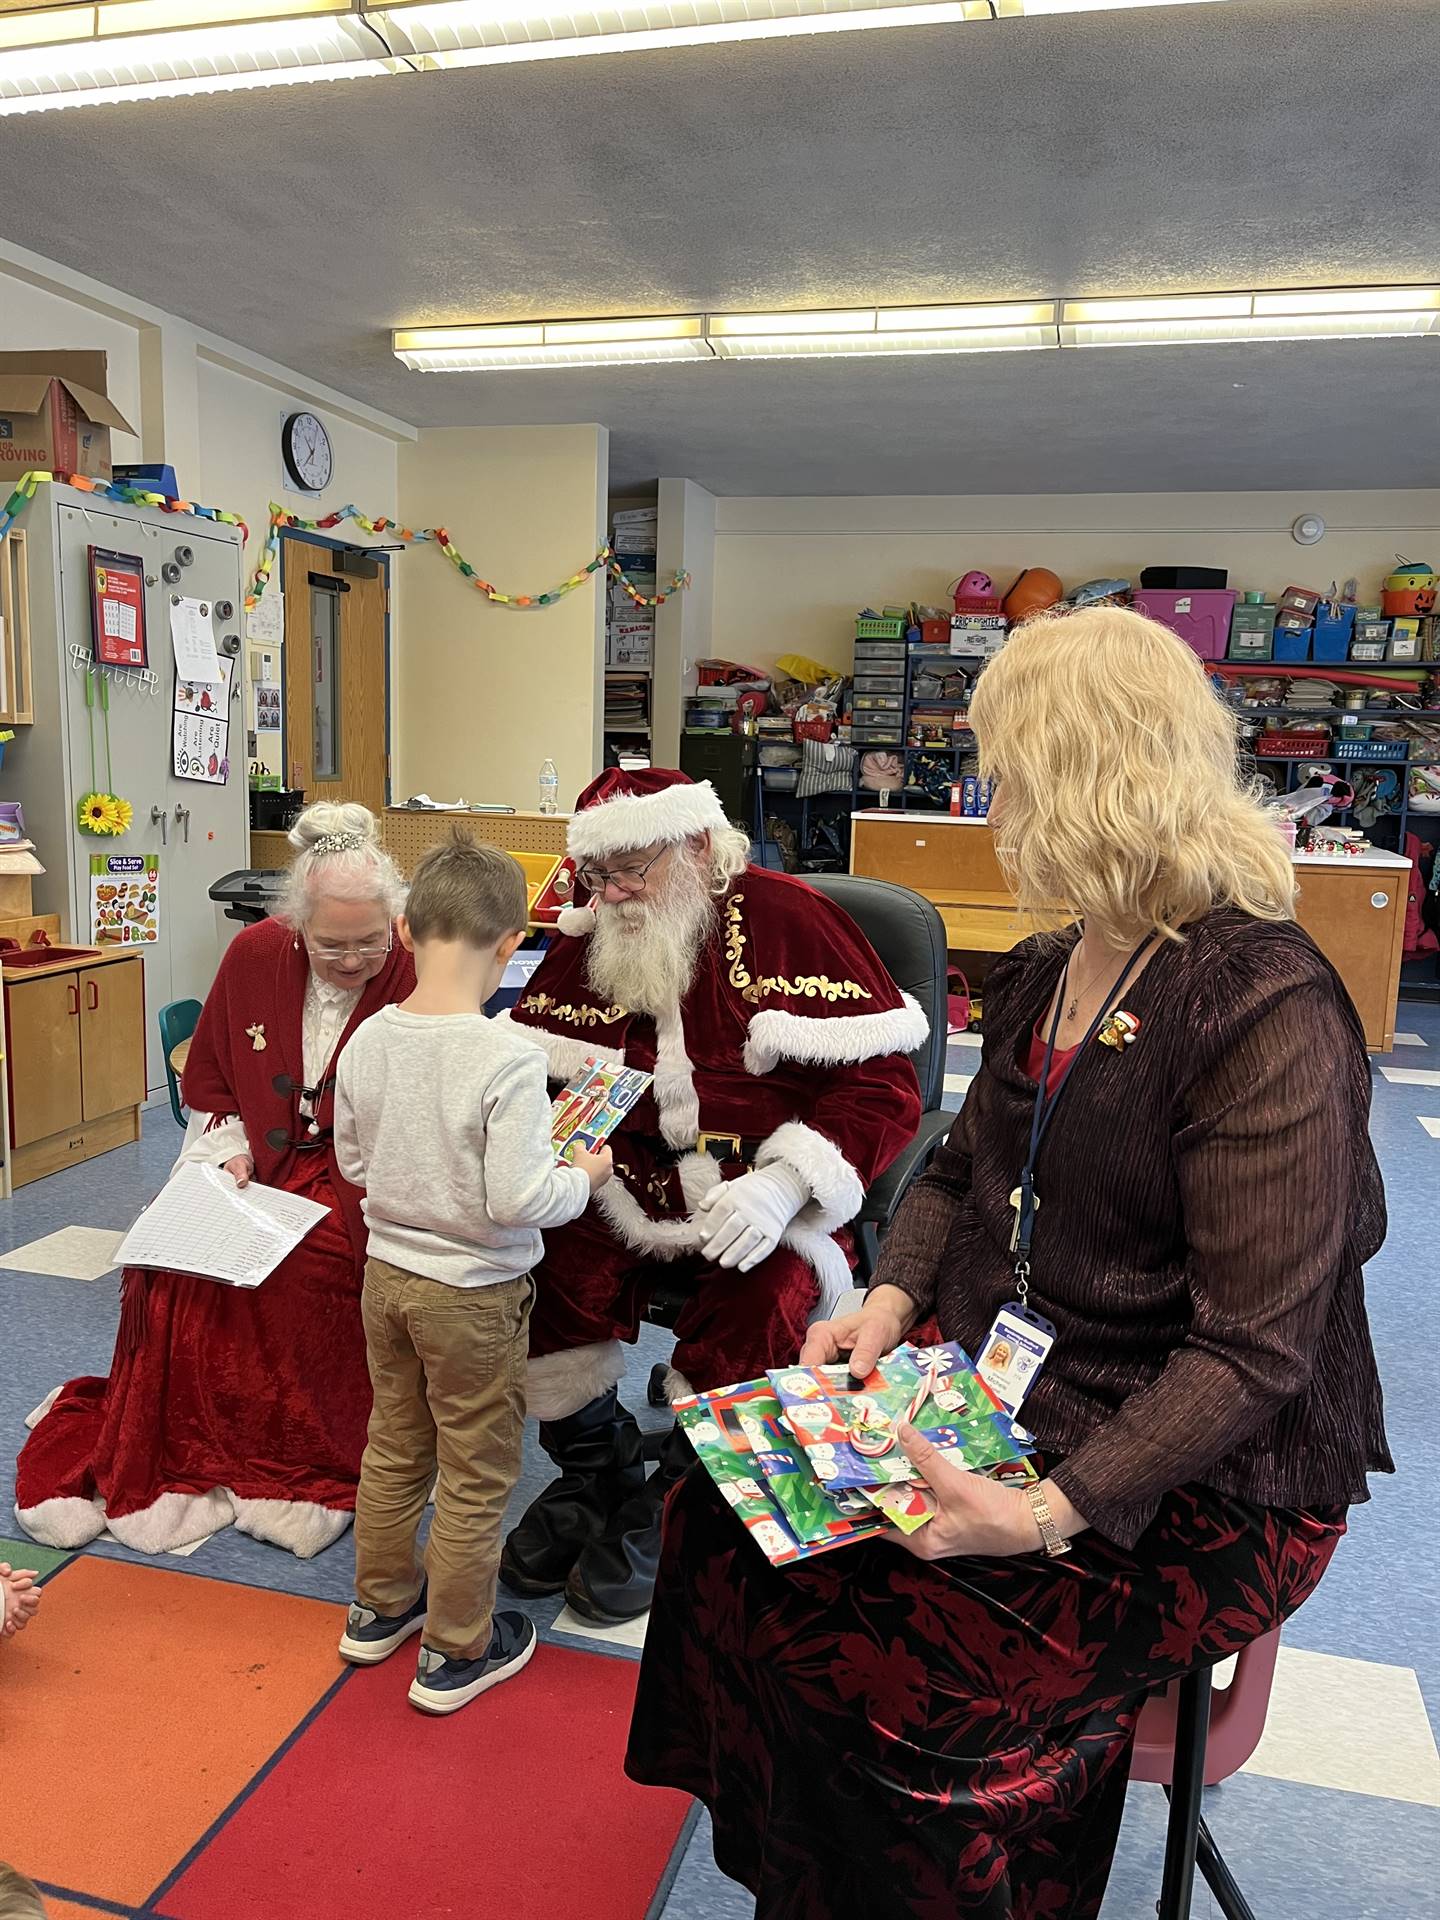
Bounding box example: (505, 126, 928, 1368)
(538, 759, 559, 815)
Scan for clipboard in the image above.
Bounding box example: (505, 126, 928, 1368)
(89, 546, 149, 671)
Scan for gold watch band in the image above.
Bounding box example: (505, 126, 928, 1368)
(1026, 1482, 1072, 1559)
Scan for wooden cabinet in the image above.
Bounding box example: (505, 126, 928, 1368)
(4, 953, 145, 1185)
(79, 957, 146, 1120)
(7, 971, 82, 1147)
(850, 814, 1071, 954)
(1293, 861, 1408, 1053)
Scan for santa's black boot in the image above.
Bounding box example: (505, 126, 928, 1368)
(499, 1390, 646, 1598)
(563, 1423, 693, 1624)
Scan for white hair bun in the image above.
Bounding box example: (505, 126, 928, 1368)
(287, 800, 379, 853)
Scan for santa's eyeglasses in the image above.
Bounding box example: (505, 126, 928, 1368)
(574, 849, 668, 895)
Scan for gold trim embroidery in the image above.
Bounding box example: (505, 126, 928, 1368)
(519, 992, 627, 1027)
(724, 894, 873, 1008)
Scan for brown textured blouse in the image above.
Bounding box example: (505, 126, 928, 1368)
(874, 909, 1393, 1547)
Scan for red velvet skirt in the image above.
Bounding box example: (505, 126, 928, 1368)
(15, 1158, 370, 1531)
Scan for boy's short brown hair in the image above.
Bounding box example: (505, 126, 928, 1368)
(404, 831, 528, 948)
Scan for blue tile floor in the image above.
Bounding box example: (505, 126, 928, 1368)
(2, 1009, 1437, 1917)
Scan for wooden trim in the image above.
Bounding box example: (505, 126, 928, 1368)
(10, 1104, 140, 1189)
(0, 527, 34, 726)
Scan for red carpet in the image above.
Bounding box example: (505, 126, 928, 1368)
(155, 1641, 690, 1920)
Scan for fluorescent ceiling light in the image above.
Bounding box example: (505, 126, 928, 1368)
(0, 0, 1254, 108)
(708, 300, 1058, 358)
(393, 316, 709, 370)
(0, 14, 388, 111)
(1061, 287, 1440, 345)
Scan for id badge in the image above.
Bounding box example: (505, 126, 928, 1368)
(976, 1302, 1056, 1422)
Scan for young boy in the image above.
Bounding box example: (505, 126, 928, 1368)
(334, 833, 611, 1716)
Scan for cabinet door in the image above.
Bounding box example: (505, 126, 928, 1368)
(1294, 869, 1405, 1052)
(7, 972, 83, 1147)
(79, 959, 147, 1121)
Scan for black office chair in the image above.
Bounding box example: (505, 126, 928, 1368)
(642, 873, 951, 1369)
(805, 873, 952, 1282)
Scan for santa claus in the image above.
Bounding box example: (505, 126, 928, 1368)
(499, 768, 925, 1622)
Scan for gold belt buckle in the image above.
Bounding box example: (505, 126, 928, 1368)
(696, 1131, 742, 1161)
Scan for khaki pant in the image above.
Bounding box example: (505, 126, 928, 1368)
(355, 1259, 532, 1661)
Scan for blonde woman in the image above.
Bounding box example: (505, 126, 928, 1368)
(17, 804, 415, 1560)
(626, 608, 1393, 1919)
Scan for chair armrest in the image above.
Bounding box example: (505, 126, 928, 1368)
(857, 1107, 954, 1236)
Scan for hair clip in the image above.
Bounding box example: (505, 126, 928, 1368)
(310, 832, 367, 855)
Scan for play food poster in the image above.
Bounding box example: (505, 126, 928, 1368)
(91, 853, 160, 946)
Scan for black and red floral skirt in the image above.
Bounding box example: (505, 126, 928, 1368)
(626, 1465, 1344, 1920)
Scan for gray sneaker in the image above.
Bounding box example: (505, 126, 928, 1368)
(408, 1610, 537, 1716)
(338, 1585, 428, 1666)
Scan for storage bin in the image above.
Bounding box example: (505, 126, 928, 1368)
(1134, 587, 1237, 661)
(1349, 639, 1389, 664)
(855, 615, 907, 641)
(852, 673, 907, 694)
(1271, 626, 1312, 663)
(1140, 566, 1228, 590)
(1332, 739, 1409, 762)
(1278, 586, 1323, 617)
(1388, 619, 1424, 663)
(919, 617, 951, 647)
(852, 694, 903, 712)
(1310, 605, 1356, 662)
(1254, 731, 1331, 757)
(1227, 604, 1276, 661)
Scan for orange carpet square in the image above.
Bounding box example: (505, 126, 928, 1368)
(156, 1641, 691, 1920)
(44, 1902, 127, 1920)
(0, 1556, 345, 1905)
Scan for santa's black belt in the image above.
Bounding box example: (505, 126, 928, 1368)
(631, 1132, 765, 1167)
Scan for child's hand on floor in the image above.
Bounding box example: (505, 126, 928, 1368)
(571, 1144, 614, 1194)
(0, 1563, 42, 1636)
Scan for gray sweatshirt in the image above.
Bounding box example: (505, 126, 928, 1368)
(334, 1005, 590, 1288)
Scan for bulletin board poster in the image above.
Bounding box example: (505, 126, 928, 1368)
(174, 655, 234, 784)
(90, 547, 149, 671)
(91, 853, 160, 947)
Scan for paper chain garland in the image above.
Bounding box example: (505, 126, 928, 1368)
(250, 502, 688, 613)
(0, 468, 249, 545)
(0, 471, 688, 616)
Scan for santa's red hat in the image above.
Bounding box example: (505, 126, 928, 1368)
(556, 768, 731, 935)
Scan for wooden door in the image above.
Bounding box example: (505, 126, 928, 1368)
(283, 537, 387, 816)
(79, 958, 147, 1120)
(6, 972, 83, 1147)
(1295, 867, 1406, 1052)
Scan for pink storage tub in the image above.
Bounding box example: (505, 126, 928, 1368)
(1134, 587, 1238, 661)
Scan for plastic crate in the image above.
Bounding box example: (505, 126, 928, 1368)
(1311, 605, 1357, 663)
(1134, 587, 1237, 661)
(1272, 627, 1312, 663)
(1331, 739, 1409, 762)
(1254, 732, 1331, 757)
(855, 615, 907, 641)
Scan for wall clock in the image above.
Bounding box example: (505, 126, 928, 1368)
(281, 411, 334, 493)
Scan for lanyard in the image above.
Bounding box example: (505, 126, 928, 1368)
(1011, 940, 1147, 1301)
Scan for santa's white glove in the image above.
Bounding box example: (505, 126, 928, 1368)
(696, 1163, 809, 1273)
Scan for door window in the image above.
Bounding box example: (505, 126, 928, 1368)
(311, 581, 341, 780)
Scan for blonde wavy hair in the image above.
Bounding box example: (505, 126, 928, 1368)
(969, 605, 1295, 942)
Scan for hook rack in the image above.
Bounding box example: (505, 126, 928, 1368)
(68, 642, 160, 696)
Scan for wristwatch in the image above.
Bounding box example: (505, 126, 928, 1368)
(1026, 1482, 1072, 1559)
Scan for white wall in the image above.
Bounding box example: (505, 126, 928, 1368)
(0, 278, 144, 466)
(712, 491, 1440, 675)
(397, 425, 608, 808)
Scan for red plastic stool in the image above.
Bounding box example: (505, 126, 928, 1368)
(1131, 1628, 1282, 1919)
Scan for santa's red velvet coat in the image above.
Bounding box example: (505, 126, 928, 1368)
(507, 866, 925, 1392)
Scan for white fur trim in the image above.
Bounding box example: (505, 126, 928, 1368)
(653, 1000, 701, 1151)
(756, 1120, 865, 1231)
(593, 1159, 712, 1259)
(661, 1366, 694, 1405)
(556, 904, 597, 937)
(784, 1223, 853, 1321)
(494, 1009, 624, 1083)
(14, 1495, 108, 1551)
(231, 1497, 352, 1559)
(744, 992, 930, 1075)
(106, 1488, 236, 1555)
(526, 1340, 626, 1421)
(25, 1385, 62, 1429)
(568, 779, 727, 864)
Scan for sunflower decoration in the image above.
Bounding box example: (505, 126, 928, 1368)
(78, 792, 112, 835)
(77, 791, 134, 836)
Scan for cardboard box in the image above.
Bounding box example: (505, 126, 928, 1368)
(0, 351, 135, 482)
(0, 846, 43, 918)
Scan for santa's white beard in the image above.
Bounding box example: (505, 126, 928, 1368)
(586, 851, 716, 1013)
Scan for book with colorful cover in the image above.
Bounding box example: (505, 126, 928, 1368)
(767, 1342, 1032, 1491)
(550, 1059, 652, 1164)
(672, 1381, 886, 1567)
